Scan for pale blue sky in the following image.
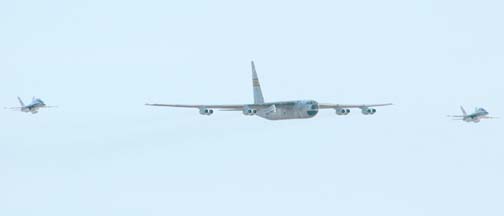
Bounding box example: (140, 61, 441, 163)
(1, 0, 503, 215)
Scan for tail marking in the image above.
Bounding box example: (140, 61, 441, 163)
(251, 61, 265, 104)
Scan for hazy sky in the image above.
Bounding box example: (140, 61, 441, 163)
(1, 0, 503, 215)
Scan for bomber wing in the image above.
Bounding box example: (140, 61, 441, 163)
(145, 103, 270, 111)
(318, 103, 393, 109)
(318, 103, 392, 115)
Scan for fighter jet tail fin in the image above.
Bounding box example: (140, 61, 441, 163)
(17, 97, 25, 107)
(460, 106, 467, 116)
(251, 61, 265, 104)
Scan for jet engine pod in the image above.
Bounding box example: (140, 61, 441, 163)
(242, 108, 257, 116)
(199, 108, 214, 115)
(370, 108, 376, 114)
(336, 108, 350, 115)
(361, 108, 376, 115)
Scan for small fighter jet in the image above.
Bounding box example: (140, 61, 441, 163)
(5, 97, 56, 114)
(448, 106, 498, 123)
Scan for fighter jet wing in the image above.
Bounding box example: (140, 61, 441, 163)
(4, 107, 22, 111)
(447, 115, 466, 118)
(482, 116, 499, 119)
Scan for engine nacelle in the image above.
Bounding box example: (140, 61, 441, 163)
(361, 108, 376, 115)
(199, 108, 214, 115)
(243, 108, 257, 116)
(336, 108, 350, 115)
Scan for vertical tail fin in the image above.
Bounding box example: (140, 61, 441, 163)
(251, 61, 265, 104)
(460, 106, 467, 116)
(17, 97, 25, 107)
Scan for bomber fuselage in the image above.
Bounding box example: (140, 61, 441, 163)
(253, 100, 319, 120)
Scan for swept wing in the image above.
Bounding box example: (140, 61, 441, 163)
(318, 103, 393, 109)
(145, 103, 269, 111)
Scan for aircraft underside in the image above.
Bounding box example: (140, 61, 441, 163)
(254, 101, 319, 120)
(258, 109, 317, 120)
(464, 116, 481, 123)
(22, 106, 41, 114)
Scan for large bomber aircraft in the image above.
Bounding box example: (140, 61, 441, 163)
(448, 106, 498, 123)
(146, 61, 392, 121)
(5, 97, 55, 114)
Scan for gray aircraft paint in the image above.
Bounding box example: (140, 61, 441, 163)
(146, 61, 392, 121)
(251, 61, 265, 104)
(7, 97, 51, 114)
(243, 100, 319, 120)
(449, 106, 496, 123)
